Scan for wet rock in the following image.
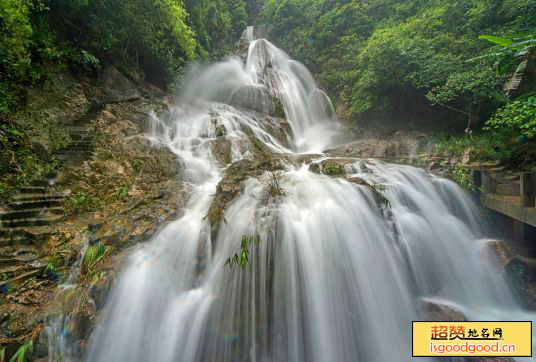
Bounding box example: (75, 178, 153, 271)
(482, 240, 516, 269)
(230, 85, 280, 116)
(212, 138, 232, 165)
(207, 155, 284, 243)
(422, 301, 465, 321)
(327, 139, 410, 159)
(309, 159, 351, 176)
(0, 279, 52, 358)
(236, 38, 250, 60)
(95, 66, 142, 104)
(252, 114, 292, 148)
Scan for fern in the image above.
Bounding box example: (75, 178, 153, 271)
(504, 59, 528, 95)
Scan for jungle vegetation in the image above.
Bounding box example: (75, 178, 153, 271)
(0, 0, 257, 114)
(1, 0, 535, 170)
(260, 0, 536, 168)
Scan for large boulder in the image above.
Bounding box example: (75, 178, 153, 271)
(309, 159, 353, 176)
(230, 85, 283, 117)
(327, 139, 410, 159)
(482, 240, 516, 269)
(421, 300, 466, 321)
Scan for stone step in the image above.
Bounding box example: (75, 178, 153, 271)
(56, 150, 93, 158)
(0, 227, 35, 238)
(65, 139, 93, 146)
(11, 194, 65, 203)
(59, 145, 94, 152)
(65, 126, 93, 134)
(19, 186, 50, 194)
(0, 215, 63, 228)
(0, 246, 41, 268)
(0, 253, 46, 274)
(0, 267, 46, 293)
(60, 142, 93, 149)
(0, 235, 33, 247)
(56, 155, 93, 163)
(71, 140, 93, 146)
(30, 179, 54, 187)
(0, 207, 64, 221)
(70, 134, 92, 142)
(8, 199, 63, 210)
(0, 227, 52, 243)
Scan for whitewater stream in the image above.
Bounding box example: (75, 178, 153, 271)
(76, 30, 535, 361)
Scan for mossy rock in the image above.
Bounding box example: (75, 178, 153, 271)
(211, 138, 232, 165)
(309, 159, 348, 176)
(273, 99, 285, 118)
(207, 149, 284, 245)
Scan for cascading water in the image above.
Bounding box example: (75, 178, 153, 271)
(84, 30, 534, 361)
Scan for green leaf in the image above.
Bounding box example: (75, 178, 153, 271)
(479, 35, 514, 47)
(9, 340, 33, 362)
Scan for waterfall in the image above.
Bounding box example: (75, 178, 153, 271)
(85, 31, 534, 362)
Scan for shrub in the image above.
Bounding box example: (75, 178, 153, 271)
(484, 96, 536, 139)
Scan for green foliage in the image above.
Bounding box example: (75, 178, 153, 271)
(369, 183, 391, 209)
(49, 0, 199, 84)
(9, 339, 33, 362)
(322, 162, 346, 176)
(1, 0, 252, 114)
(484, 96, 536, 138)
(261, 0, 534, 129)
(451, 165, 480, 192)
(0, 272, 15, 281)
(44, 262, 56, 275)
(0, 119, 58, 202)
(68, 191, 90, 213)
(0, 0, 35, 113)
(82, 241, 108, 273)
(44, 252, 63, 279)
(117, 185, 129, 200)
(435, 134, 496, 161)
(225, 235, 259, 270)
(184, 0, 248, 58)
(473, 31, 536, 96)
(131, 159, 143, 173)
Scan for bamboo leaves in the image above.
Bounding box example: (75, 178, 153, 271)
(225, 235, 259, 270)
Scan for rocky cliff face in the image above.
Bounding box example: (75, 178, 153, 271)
(0, 67, 190, 361)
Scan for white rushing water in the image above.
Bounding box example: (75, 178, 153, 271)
(84, 31, 534, 362)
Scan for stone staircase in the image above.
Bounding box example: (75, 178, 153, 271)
(0, 104, 103, 291)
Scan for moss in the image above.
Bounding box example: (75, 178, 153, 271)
(310, 160, 346, 176)
(206, 149, 284, 244)
(273, 99, 285, 118)
(346, 176, 391, 208)
(323, 162, 346, 176)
